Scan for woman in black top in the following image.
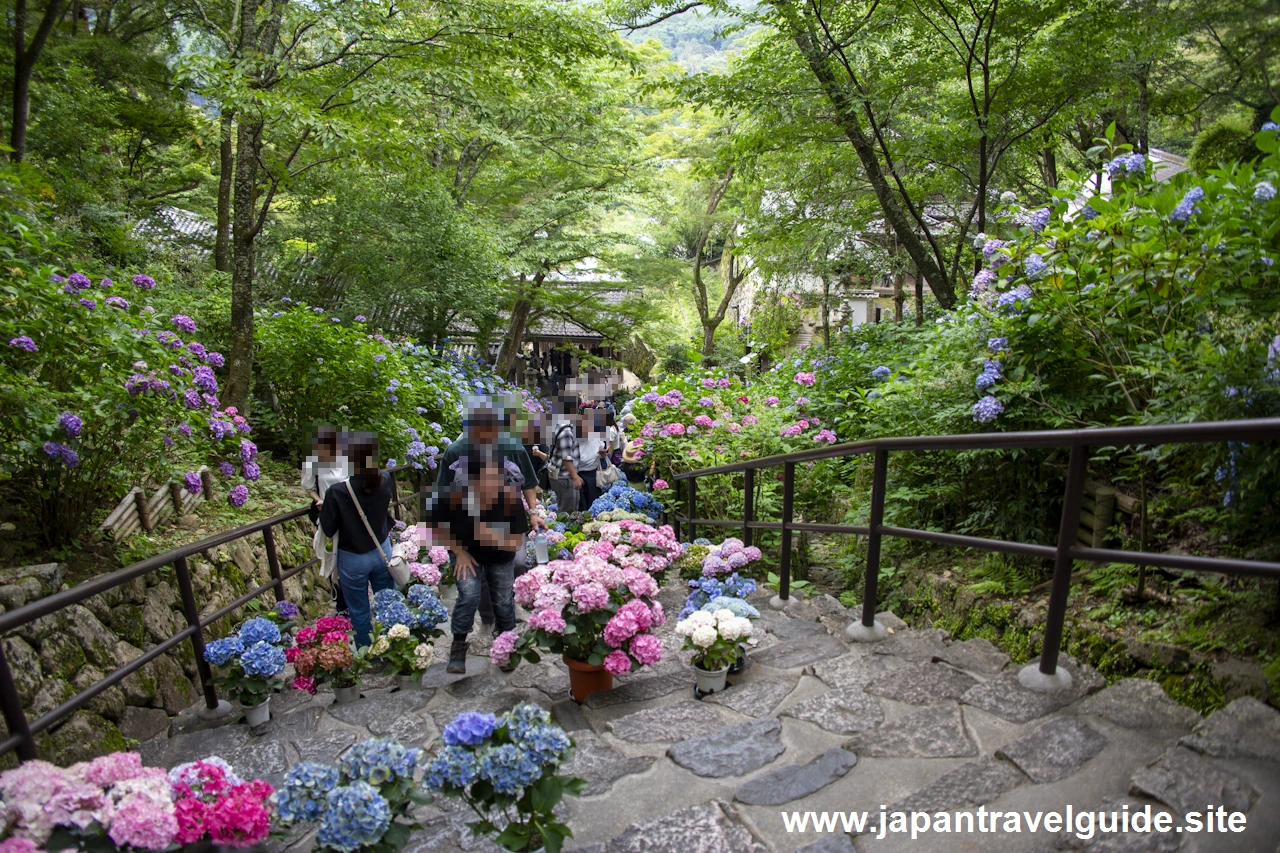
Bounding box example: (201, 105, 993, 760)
(424, 447, 528, 674)
(319, 432, 396, 646)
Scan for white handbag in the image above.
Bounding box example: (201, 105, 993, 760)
(312, 524, 339, 578)
(346, 481, 413, 587)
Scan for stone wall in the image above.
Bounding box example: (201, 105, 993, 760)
(0, 516, 331, 766)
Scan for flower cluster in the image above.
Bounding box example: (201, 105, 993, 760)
(585, 481, 665, 519)
(424, 705, 580, 853)
(0, 753, 179, 849)
(288, 615, 360, 693)
(679, 572, 758, 619)
(203, 617, 288, 707)
(697, 537, 764, 579)
(675, 607, 754, 671)
(168, 757, 273, 848)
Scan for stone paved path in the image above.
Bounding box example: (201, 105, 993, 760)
(141, 583, 1280, 853)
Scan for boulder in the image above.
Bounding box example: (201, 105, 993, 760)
(65, 605, 119, 669)
(115, 640, 157, 706)
(0, 563, 63, 596)
(118, 706, 171, 742)
(2, 636, 43, 704)
(39, 630, 87, 679)
(43, 711, 127, 765)
(73, 666, 126, 722)
(142, 586, 180, 645)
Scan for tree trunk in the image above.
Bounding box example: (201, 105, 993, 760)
(821, 275, 831, 348)
(497, 273, 543, 380)
(700, 322, 716, 362)
(1042, 140, 1058, 189)
(776, 1, 955, 308)
(215, 113, 234, 272)
(10, 0, 66, 164)
(225, 119, 261, 411)
(914, 268, 923, 327)
(893, 269, 904, 323)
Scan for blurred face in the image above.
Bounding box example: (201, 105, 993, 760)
(475, 463, 503, 501)
(470, 419, 499, 446)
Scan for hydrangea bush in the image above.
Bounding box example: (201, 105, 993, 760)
(674, 607, 755, 671)
(1, 262, 256, 544)
(168, 756, 274, 848)
(423, 704, 584, 853)
(202, 617, 289, 708)
(274, 738, 428, 853)
(367, 585, 448, 679)
(287, 614, 363, 693)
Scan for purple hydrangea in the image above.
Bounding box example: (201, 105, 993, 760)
(988, 337, 1007, 352)
(312, 307, 324, 314)
(210, 420, 235, 440)
(219, 461, 236, 477)
(1024, 254, 1048, 279)
(242, 460, 261, 481)
(1081, 205, 1099, 221)
(1030, 208, 1050, 233)
(184, 471, 203, 495)
(871, 365, 891, 379)
(8, 336, 37, 352)
(99, 278, 113, 288)
(976, 371, 998, 391)
(970, 269, 997, 296)
(972, 395, 1004, 423)
(192, 366, 218, 394)
(183, 388, 202, 409)
(178, 423, 192, 437)
(68, 272, 92, 292)
(132, 274, 156, 290)
(163, 436, 174, 448)
(228, 484, 249, 508)
(982, 238, 1005, 260)
(205, 351, 225, 367)
(1267, 334, 1280, 381)
(240, 438, 258, 462)
(169, 364, 185, 377)
(281, 296, 293, 303)
(997, 284, 1034, 313)
(354, 315, 366, 322)
(171, 315, 196, 333)
(59, 412, 82, 438)
(43, 441, 79, 468)
(79, 298, 96, 310)
(698, 397, 715, 406)
(443, 711, 498, 746)
(202, 393, 219, 408)
(105, 296, 129, 309)
(1170, 186, 1205, 222)
(187, 341, 207, 359)
(1262, 122, 1279, 133)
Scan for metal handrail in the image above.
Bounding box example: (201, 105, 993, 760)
(668, 418, 1280, 690)
(0, 464, 428, 762)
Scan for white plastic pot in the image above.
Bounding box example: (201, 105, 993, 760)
(240, 699, 270, 726)
(693, 662, 729, 694)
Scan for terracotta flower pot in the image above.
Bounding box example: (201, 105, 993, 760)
(563, 656, 613, 704)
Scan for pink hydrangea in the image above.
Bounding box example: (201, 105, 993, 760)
(0, 839, 41, 853)
(764, 396, 779, 406)
(701, 378, 716, 388)
(292, 675, 316, 694)
(429, 546, 450, 566)
(603, 649, 633, 676)
(109, 786, 179, 850)
(652, 601, 666, 626)
(781, 425, 802, 437)
(640, 422, 658, 437)
(744, 545, 763, 561)
(622, 568, 658, 598)
(794, 371, 816, 385)
(74, 751, 147, 787)
(572, 581, 610, 612)
(295, 626, 318, 646)
(598, 522, 622, 543)
(629, 633, 663, 666)
(513, 569, 546, 607)
(173, 798, 208, 844)
(528, 609, 567, 634)
(693, 414, 714, 429)
(652, 478, 669, 489)
(204, 785, 272, 847)
(726, 422, 742, 433)
(795, 396, 810, 408)
(490, 630, 518, 667)
(410, 562, 442, 585)
(796, 419, 810, 430)
(815, 429, 838, 443)
(618, 599, 654, 632)
(534, 583, 571, 612)
(742, 414, 758, 426)
(662, 422, 686, 436)
(717, 378, 731, 388)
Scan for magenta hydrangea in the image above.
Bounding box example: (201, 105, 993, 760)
(603, 649, 632, 676)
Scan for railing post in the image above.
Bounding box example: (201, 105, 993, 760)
(770, 462, 795, 610)
(847, 449, 889, 641)
(0, 641, 36, 761)
(687, 476, 697, 544)
(742, 467, 755, 547)
(262, 525, 284, 603)
(1019, 441, 1088, 693)
(200, 469, 215, 501)
(173, 556, 229, 716)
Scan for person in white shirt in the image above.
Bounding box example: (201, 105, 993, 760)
(576, 408, 609, 510)
(302, 425, 350, 615)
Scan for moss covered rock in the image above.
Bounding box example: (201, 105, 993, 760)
(43, 711, 127, 765)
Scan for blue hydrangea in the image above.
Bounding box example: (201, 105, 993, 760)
(681, 573, 757, 618)
(504, 702, 554, 743)
(975, 371, 998, 391)
(984, 359, 1002, 375)
(443, 711, 498, 746)
(996, 285, 1033, 313)
(700, 596, 760, 619)
(203, 636, 243, 666)
(1170, 186, 1205, 221)
(275, 761, 340, 824)
(1030, 208, 1050, 233)
(1024, 254, 1048, 279)
(1255, 181, 1276, 203)
(240, 640, 286, 678)
(238, 616, 281, 646)
(1262, 121, 1279, 132)
(972, 395, 1004, 424)
(871, 365, 891, 379)
(406, 585, 449, 627)
(478, 743, 542, 795)
(317, 782, 392, 853)
(424, 745, 479, 790)
(1081, 204, 1099, 221)
(518, 725, 571, 766)
(373, 599, 416, 630)
(988, 337, 1007, 353)
(341, 738, 422, 786)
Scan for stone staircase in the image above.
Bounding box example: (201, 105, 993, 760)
(140, 581, 1280, 853)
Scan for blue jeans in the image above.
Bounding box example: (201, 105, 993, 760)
(451, 557, 516, 638)
(337, 538, 396, 647)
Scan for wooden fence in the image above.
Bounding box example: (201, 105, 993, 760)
(99, 466, 215, 536)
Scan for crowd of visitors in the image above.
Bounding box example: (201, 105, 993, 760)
(303, 383, 650, 678)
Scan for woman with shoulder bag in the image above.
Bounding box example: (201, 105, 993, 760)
(318, 432, 397, 647)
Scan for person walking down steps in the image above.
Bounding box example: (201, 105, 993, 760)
(423, 446, 528, 674)
(318, 432, 396, 647)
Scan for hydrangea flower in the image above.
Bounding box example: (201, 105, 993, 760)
(970, 269, 997, 297)
(1170, 186, 1204, 221)
(239, 617, 282, 646)
(132, 274, 157, 289)
(242, 461, 260, 481)
(972, 395, 1004, 423)
(1024, 254, 1048, 279)
(1255, 181, 1276, 203)
(424, 745, 479, 789)
(228, 484, 249, 508)
(239, 640, 285, 677)
(183, 472, 203, 495)
(988, 337, 1007, 352)
(274, 762, 339, 824)
(1030, 208, 1050, 232)
(871, 365, 891, 379)
(206, 352, 226, 367)
(59, 411, 82, 438)
(997, 284, 1033, 313)
(203, 636, 244, 666)
(317, 782, 391, 852)
(793, 371, 816, 385)
(1262, 121, 1279, 132)
(193, 366, 218, 394)
(443, 711, 498, 746)
(78, 298, 96, 310)
(341, 738, 422, 786)
(172, 315, 197, 333)
(9, 335, 38, 352)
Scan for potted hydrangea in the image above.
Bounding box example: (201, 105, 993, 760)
(168, 756, 274, 848)
(492, 550, 666, 703)
(274, 738, 428, 853)
(288, 614, 365, 704)
(370, 586, 449, 687)
(424, 705, 584, 853)
(674, 607, 754, 696)
(203, 616, 288, 725)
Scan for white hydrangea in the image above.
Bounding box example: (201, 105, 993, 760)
(675, 611, 715, 638)
(718, 616, 753, 642)
(370, 637, 390, 655)
(414, 642, 434, 659)
(691, 625, 718, 648)
(387, 624, 411, 640)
